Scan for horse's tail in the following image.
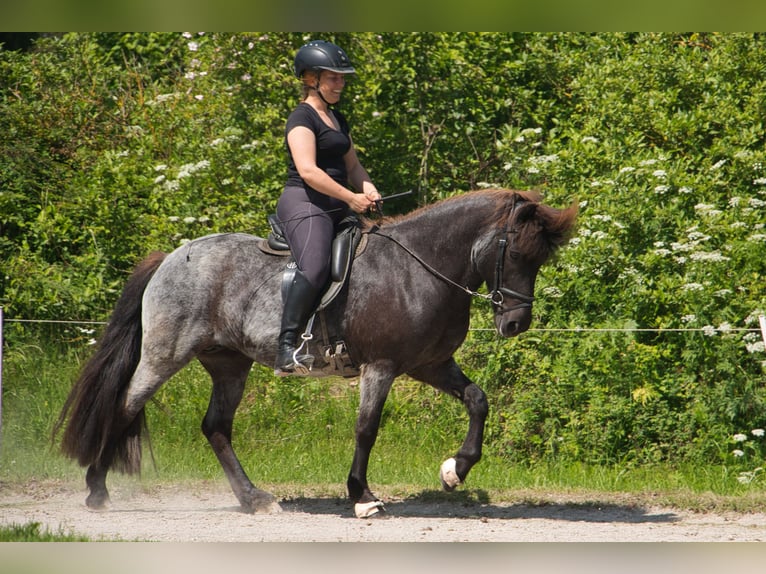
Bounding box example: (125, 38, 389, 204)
(53, 251, 167, 474)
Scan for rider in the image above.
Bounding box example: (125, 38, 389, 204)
(275, 40, 381, 375)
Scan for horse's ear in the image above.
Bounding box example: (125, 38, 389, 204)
(514, 201, 538, 223)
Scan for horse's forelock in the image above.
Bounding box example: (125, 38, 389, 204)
(486, 189, 577, 261)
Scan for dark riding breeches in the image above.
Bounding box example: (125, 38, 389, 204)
(276, 185, 350, 290)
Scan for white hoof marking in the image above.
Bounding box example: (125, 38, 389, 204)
(440, 457, 462, 490)
(354, 500, 385, 518)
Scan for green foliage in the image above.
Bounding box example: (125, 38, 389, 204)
(0, 522, 90, 542)
(2, 33, 765, 474)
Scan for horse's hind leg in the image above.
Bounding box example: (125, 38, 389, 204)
(85, 358, 183, 510)
(198, 350, 281, 514)
(409, 358, 489, 491)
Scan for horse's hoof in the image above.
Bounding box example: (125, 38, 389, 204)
(85, 492, 110, 511)
(243, 489, 282, 514)
(354, 500, 385, 519)
(439, 457, 462, 491)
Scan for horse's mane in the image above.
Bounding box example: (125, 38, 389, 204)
(362, 189, 577, 260)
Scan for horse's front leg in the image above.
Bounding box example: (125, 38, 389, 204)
(409, 358, 489, 490)
(347, 362, 395, 518)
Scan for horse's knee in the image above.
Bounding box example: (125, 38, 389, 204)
(464, 384, 488, 418)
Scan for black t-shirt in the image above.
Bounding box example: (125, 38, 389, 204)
(285, 103, 351, 189)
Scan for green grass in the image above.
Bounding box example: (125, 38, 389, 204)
(3, 340, 766, 515)
(0, 522, 90, 542)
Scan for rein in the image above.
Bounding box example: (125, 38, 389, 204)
(367, 196, 535, 312)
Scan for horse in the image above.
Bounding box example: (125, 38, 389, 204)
(54, 189, 576, 518)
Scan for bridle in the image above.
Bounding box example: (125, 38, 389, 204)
(369, 195, 535, 313)
(489, 226, 535, 312)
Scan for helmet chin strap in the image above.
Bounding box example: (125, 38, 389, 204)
(310, 82, 335, 107)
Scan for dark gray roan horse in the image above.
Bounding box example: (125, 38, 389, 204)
(55, 189, 576, 518)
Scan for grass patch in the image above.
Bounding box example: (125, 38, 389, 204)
(0, 522, 90, 542)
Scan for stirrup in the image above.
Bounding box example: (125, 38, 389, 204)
(274, 353, 314, 376)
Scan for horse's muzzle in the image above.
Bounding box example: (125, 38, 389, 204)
(495, 308, 532, 337)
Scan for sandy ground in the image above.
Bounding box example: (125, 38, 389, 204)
(1, 478, 766, 542)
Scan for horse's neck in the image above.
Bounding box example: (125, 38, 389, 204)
(383, 203, 491, 288)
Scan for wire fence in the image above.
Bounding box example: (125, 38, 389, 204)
(3, 315, 765, 334)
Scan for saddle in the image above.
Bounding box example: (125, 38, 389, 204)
(257, 214, 368, 378)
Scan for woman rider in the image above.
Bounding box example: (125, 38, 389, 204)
(275, 40, 381, 375)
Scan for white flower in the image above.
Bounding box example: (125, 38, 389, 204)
(717, 322, 732, 333)
(702, 325, 717, 336)
(733, 449, 745, 457)
(752, 429, 765, 437)
(619, 166, 635, 174)
(689, 250, 730, 262)
(652, 169, 667, 178)
(710, 159, 727, 170)
(154, 164, 167, 172)
(694, 203, 716, 212)
(188, 41, 199, 51)
(542, 286, 563, 298)
(734, 433, 748, 442)
(183, 216, 197, 224)
(168, 216, 180, 222)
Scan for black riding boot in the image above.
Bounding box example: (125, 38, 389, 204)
(275, 270, 321, 375)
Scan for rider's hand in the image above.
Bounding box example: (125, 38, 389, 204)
(362, 181, 382, 203)
(347, 192, 375, 213)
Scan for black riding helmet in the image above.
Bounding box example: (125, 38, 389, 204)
(293, 40, 355, 78)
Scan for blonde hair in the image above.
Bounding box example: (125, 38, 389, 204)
(300, 70, 319, 100)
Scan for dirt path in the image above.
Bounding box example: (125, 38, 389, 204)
(1, 479, 765, 542)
